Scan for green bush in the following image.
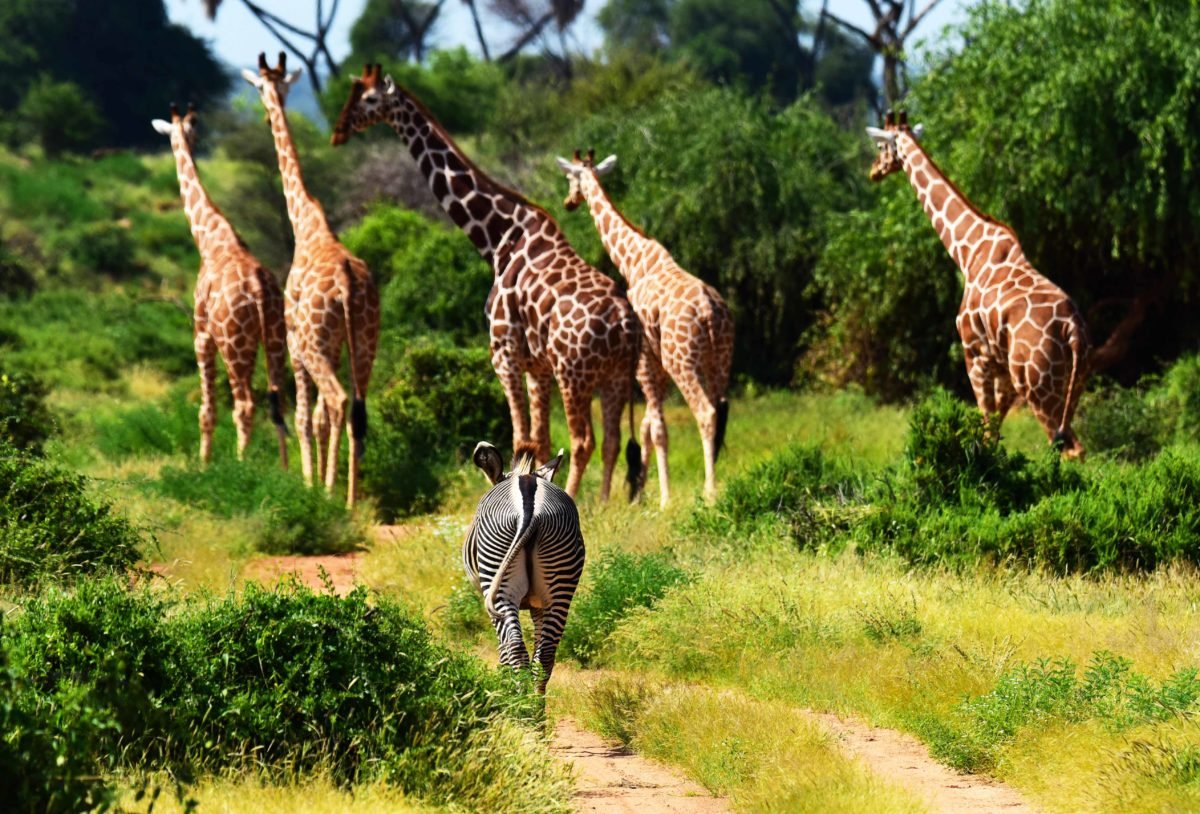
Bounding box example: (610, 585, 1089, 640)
(559, 549, 690, 667)
(925, 652, 1200, 773)
(151, 458, 365, 555)
(443, 575, 490, 638)
(685, 441, 863, 544)
(364, 340, 507, 521)
(2, 579, 565, 811)
(341, 204, 491, 343)
(63, 221, 139, 277)
(1075, 379, 1172, 462)
(0, 442, 143, 586)
(14, 76, 103, 157)
(0, 369, 53, 452)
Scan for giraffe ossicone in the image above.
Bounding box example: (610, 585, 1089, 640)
(867, 109, 1089, 458)
(152, 102, 290, 468)
(245, 52, 380, 508)
(557, 150, 735, 505)
(330, 64, 643, 503)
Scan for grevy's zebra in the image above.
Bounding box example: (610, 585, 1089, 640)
(463, 441, 585, 692)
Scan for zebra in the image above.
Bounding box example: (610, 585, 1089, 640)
(463, 441, 585, 692)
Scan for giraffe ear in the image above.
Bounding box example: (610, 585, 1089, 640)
(473, 442, 505, 485)
(284, 68, 303, 85)
(594, 154, 618, 175)
(241, 68, 263, 88)
(555, 156, 577, 173)
(536, 450, 565, 483)
(911, 123, 925, 140)
(151, 119, 173, 135)
(383, 74, 397, 95)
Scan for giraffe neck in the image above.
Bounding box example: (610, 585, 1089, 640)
(169, 134, 241, 260)
(579, 172, 652, 287)
(382, 94, 531, 262)
(896, 132, 1008, 282)
(260, 83, 334, 248)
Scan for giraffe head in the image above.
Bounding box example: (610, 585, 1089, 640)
(866, 110, 924, 182)
(330, 63, 397, 146)
(472, 441, 564, 485)
(555, 148, 617, 211)
(240, 51, 303, 107)
(151, 102, 199, 150)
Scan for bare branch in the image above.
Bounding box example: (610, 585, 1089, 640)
(903, 0, 947, 37)
(497, 9, 556, 61)
(821, 9, 882, 47)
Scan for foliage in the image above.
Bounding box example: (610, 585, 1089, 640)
(933, 0, 1200, 375)
(363, 339, 507, 521)
(558, 549, 689, 666)
(341, 204, 491, 342)
(0, 0, 228, 150)
(442, 575, 490, 638)
(1, 579, 567, 811)
(13, 76, 102, 157)
(542, 87, 863, 383)
(1075, 379, 1173, 463)
(0, 290, 194, 391)
(0, 441, 143, 587)
(0, 369, 53, 452)
(685, 441, 863, 544)
(926, 652, 1200, 773)
(151, 458, 365, 556)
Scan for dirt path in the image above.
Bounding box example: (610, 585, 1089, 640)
(812, 712, 1040, 814)
(550, 718, 730, 814)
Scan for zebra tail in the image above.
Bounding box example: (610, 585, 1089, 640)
(484, 476, 538, 618)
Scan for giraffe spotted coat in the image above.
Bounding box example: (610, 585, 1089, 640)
(331, 65, 641, 500)
(868, 112, 1089, 457)
(245, 54, 380, 507)
(153, 104, 289, 466)
(558, 152, 733, 505)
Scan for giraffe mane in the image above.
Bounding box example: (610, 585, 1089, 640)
(905, 135, 1013, 232)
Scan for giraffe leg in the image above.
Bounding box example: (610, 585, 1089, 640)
(637, 352, 671, 508)
(495, 355, 532, 453)
(313, 395, 328, 486)
(345, 318, 377, 511)
(561, 385, 597, 499)
(195, 331, 218, 467)
(963, 346, 1002, 442)
(263, 297, 290, 470)
(598, 376, 629, 502)
(526, 370, 555, 464)
(673, 361, 720, 504)
(290, 339, 316, 486)
(227, 362, 256, 462)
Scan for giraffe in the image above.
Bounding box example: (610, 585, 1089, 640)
(242, 53, 380, 506)
(151, 103, 289, 467)
(557, 150, 734, 505)
(330, 64, 642, 501)
(867, 110, 1089, 458)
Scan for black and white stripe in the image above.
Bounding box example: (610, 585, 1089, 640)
(463, 442, 584, 692)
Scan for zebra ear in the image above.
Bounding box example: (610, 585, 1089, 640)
(537, 449, 565, 483)
(472, 442, 504, 485)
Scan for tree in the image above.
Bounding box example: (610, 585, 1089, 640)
(349, 0, 446, 64)
(822, 0, 945, 109)
(0, 0, 227, 149)
(15, 76, 101, 157)
(202, 0, 342, 90)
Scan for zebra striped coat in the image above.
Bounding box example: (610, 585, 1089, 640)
(463, 442, 585, 692)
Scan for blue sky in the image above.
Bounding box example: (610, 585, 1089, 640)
(166, 0, 970, 72)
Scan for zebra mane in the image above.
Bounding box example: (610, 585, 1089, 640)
(511, 441, 540, 476)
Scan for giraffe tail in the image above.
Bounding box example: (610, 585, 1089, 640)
(714, 399, 729, 463)
(625, 314, 644, 503)
(340, 261, 368, 458)
(253, 267, 288, 434)
(1054, 314, 1089, 452)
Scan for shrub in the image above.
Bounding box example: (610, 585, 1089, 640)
(151, 458, 365, 555)
(63, 221, 139, 277)
(364, 339, 507, 521)
(686, 442, 864, 543)
(1075, 379, 1172, 462)
(0, 369, 53, 453)
(15, 76, 104, 157)
(341, 204, 491, 343)
(1, 579, 566, 811)
(559, 549, 690, 667)
(0, 442, 143, 586)
(926, 652, 1200, 773)
(442, 575, 490, 638)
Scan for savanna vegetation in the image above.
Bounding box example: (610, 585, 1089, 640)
(3, 0, 1200, 810)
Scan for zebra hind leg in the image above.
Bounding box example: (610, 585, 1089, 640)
(531, 605, 569, 694)
(491, 601, 531, 671)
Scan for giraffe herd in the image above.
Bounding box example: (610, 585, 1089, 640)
(154, 54, 1093, 515)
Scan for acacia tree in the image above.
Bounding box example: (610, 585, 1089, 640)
(202, 0, 341, 89)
